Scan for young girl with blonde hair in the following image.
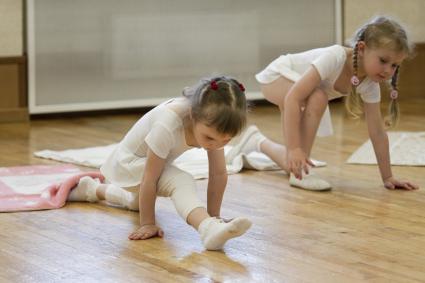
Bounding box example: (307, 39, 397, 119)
(235, 16, 419, 191)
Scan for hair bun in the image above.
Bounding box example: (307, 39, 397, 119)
(210, 80, 218, 90)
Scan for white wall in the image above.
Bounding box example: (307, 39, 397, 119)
(28, 0, 338, 113)
(344, 0, 425, 43)
(0, 0, 23, 56)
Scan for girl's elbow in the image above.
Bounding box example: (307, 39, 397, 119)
(140, 180, 157, 192)
(369, 128, 387, 141)
(210, 172, 228, 184)
(218, 174, 229, 184)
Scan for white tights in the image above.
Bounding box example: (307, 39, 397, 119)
(68, 165, 204, 221)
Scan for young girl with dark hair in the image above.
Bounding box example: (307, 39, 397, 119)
(67, 76, 252, 250)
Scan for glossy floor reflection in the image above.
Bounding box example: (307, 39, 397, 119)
(1, 100, 424, 282)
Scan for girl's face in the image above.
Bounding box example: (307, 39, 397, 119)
(359, 43, 406, 82)
(192, 122, 233, 151)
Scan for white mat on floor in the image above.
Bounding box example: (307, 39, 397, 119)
(34, 145, 326, 180)
(347, 131, 425, 166)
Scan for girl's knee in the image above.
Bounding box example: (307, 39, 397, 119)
(165, 172, 203, 221)
(309, 89, 328, 109)
(311, 88, 327, 101)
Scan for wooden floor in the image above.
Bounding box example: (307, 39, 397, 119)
(1, 99, 424, 283)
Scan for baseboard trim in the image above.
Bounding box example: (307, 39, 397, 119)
(0, 56, 26, 64)
(0, 55, 28, 122)
(0, 108, 29, 123)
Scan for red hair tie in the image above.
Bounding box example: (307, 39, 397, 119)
(238, 83, 245, 92)
(210, 80, 218, 90)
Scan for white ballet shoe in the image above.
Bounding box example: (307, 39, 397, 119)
(198, 217, 252, 251)
(289, 173, 331, 191)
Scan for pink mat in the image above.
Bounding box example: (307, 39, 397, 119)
(0, 164, 104, 212)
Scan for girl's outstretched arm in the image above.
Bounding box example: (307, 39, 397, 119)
(129, 148, 167, 240)
(364, 102, 419, 190)
(206, 148, 228, 217)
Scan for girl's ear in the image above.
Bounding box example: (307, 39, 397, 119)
(357, 41, 366, 56)
(188, 108, 197, 126)
(189, 108, 193, 120)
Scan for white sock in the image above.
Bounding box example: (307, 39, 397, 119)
(104, 184, 139, 211)
(67, 176, 100, 202)
(289, 173, 331, 191)
(198, 217, 252, 250)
